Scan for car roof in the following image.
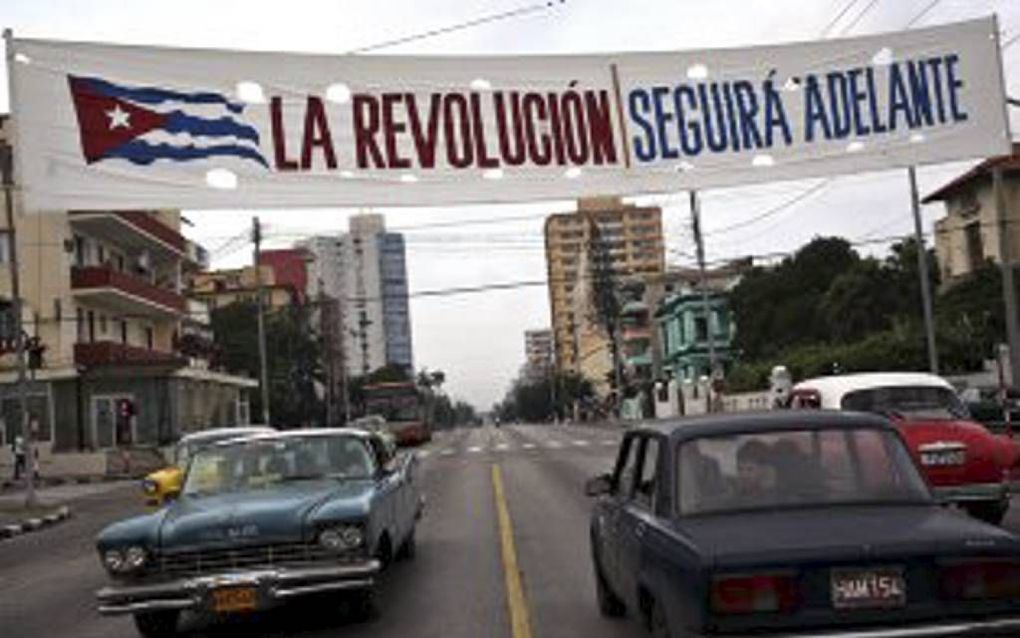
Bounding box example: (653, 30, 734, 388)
(208, 427, 376, 448)
(792, 372, 953, 399)
(626, 410, 895, 441)
(179, 426, 274, 444)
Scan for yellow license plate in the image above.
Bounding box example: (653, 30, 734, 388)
(212, 587, 257, 613)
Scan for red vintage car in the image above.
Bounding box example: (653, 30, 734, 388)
(790, 372, 1013, 524)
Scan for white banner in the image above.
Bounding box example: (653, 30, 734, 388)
(7, 17, 1011, 211)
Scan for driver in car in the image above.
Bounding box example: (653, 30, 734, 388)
(734, 439, 780, 505)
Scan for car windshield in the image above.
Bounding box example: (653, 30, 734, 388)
(677, 427, 931, 516)
(841, 385, 969, 420)
(182, 435, 376, 497)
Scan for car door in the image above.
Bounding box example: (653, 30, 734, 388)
(370, 436, 402, 545)
(617, 434, 662, 610)
(601, 434, 640, 596)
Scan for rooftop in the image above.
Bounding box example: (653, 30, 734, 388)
(923, 143, 1020, 203)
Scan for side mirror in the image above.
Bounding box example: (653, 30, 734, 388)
(585, 474, 613, 497)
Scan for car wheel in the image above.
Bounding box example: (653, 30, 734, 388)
(647, 597, 673, 638)
(349, 586, 381, 622)
(966, 501, 1008, 526)
(396, 528, 417, 561)
(132, 610, 179, 638)
(592, 548, 625, 617)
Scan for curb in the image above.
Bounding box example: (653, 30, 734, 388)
(0, 505, 72, 541)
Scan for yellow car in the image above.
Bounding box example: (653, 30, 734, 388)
(141, 427, 273, 506)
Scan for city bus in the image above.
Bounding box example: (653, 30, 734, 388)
(362, 381, 432, 446)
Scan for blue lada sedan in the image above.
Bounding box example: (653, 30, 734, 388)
(95, 429, 422, 637)
(587, 411, 1020, 637)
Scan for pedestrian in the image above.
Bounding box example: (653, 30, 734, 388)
(12, 433, 25, 481)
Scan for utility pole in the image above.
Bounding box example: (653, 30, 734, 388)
(690, 191, 717, 377)
(318, 278, 334, 427)
(252, 217, 271, 425)
(0, 119, 37, 508)
(908, 166, 939, 374)
(994, 166, 1020, 388)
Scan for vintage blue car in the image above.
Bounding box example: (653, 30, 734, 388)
(95, 429, 423, 637)
(587, 411, 1020, 637)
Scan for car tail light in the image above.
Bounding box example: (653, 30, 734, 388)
(940, 559, 1020, 600)
(711, 573, 800, 614)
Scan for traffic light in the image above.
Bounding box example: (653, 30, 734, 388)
(117, 398, 135, 419)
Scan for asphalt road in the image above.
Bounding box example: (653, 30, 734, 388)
(0, 425, 643, 638)
(3, 424, 1020, 638)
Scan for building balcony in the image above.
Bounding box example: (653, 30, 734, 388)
(71, 266, 185, 318)
(74, 341, 187, 368)
(69, 211, 187, 261)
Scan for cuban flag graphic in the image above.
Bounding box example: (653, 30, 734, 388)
(67, 75, 268, 168)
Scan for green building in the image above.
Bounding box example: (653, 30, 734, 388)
(656, 291, 735, 381)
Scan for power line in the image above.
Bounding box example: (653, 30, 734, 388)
(703, 180, 830, 237)
(819, 0, 864, 37)
(905, 0, 942, 28)
(838, 0, 882, 36)
(346, 1, 566, 54)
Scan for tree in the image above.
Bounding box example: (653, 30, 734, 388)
(730, 236, 857, 358)
(211, 302, 323, 427)
(495, 371, 594, 423)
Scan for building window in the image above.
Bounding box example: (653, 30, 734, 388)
(53, 299, 61, 324)
(145, 326, 154, 350)
(74, 235, 87, 267)
(694, 316, 708, 343)
(76, 308, 85, 342)
(0, 231, 11, 264)
(120, 320, 128, 345)
(97, 244, 106, 265)
(965, 221, 983, 272)
(99, 314, 108, 335)
(87, 310, 96, 342)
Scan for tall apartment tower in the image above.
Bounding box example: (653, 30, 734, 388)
(544, 197, 664, 395)
(340, 214, 414, 377)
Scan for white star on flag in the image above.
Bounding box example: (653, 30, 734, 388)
(106, 104, 131, 130)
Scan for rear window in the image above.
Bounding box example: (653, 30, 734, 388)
(677, 427, 930, 516)
(841, 385, 969, 420)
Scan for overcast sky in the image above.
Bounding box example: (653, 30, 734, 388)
(3, 0, 1020, 411)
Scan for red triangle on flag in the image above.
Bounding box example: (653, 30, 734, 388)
(68, 77, 168, 163)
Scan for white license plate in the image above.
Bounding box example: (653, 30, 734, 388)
(831, 568, 906, 610)
(921, 450, 966, 466)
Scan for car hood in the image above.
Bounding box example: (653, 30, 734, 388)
(159, 480, 374, 550)
(677, 505, 1018, 568)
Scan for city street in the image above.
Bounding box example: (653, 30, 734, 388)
(4, 423, 1020, 638)
(0, 425, 638, 638)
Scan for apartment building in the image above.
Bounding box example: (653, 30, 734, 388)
(0, 117, 256, 476)
(544, 196, 664, 395)
(924, 144, 1020, 285)
(190, 265, 298, 310)
(522, 328, 554, 382)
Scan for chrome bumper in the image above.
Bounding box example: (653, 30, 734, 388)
(96, 560, 381, 616)
(764, 616, 1020, 637)
(932, 481, 1009, 503)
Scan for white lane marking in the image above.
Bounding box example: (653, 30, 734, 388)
(546, 441, 563, 449)
(440, 449, 455, 456)
(418, 450, 431, 458)
(601, 440, 617, 446)
(522, 443, 536, 450)
(573, 440, 589, 446)
(495, 443, 510, 451)
(467, 446, 483, 453)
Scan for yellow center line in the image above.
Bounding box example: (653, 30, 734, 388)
(491, 463, 534, 638)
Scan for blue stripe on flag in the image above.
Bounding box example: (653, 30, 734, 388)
(164, 111, 260, 144)
(75, 76, 245, 114)
(105, 140, 268, 168)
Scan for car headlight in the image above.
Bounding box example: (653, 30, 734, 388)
(102, 549, 125, 573)
(141, 479, 158, 495)
(125, 546, 147, 570)
(102, 546, 147, 574)
(318, 524, 364, 552)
